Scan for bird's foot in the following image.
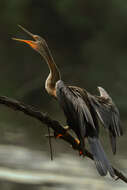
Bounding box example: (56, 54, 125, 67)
(54, 126, 70, 139)
(77, 141, 85, 157)
(55, 133, 63, 138)
(79, 149, 85, 157)
(45, 132, 63, 138)
(79, 150, 83, 156)
(73, 139, 85, 156)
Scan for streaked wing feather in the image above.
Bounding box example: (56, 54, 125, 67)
(88, 137, 115, 177)
(109, 131, 116, 154)
(88, 89, 122, 154)
(56, 81, 96, 140)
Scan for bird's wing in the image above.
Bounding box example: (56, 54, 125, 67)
(97, 86, 112, 100)
(56, 81, 116, 176)
(56, 80, 97, 144)
(88, 87, 123, 154)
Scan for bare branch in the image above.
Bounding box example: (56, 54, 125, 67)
(0, 95, 126, 183)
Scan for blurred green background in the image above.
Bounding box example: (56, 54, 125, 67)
(0, 0, 127, 189)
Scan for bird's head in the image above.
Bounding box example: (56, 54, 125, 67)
(12, 25, 49, 60)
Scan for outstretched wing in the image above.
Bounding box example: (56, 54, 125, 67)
(56, 80, 97, 146)
(88, 86, 123, 154)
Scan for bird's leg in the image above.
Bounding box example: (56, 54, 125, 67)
(74, 138, 84, 156)
(54, 125, 70, 139)
(46, 126, 70, 139)
(74, 138, 80, 144)
(78, 140, 85, 157)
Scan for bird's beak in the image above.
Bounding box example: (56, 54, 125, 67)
(12, 25, 38, 50)
(12, 38, 38, 49)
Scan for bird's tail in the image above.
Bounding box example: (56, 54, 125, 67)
(88, 137, 115, 178)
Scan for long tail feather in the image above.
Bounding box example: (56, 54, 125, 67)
(109, 132, 116, 154)
(88, 137, 115, 178)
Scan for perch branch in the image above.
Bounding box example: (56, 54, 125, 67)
(0, 95, 126, 183)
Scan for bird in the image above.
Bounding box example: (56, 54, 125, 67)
(13, 25, 123, 178)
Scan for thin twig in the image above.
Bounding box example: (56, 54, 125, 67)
(0, 95, 126, 183)
(47, 125, 53, 160)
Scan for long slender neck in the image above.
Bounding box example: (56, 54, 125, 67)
(40, 44, 61, 97)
